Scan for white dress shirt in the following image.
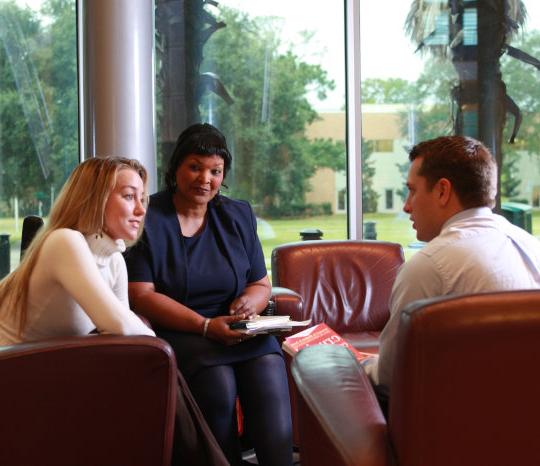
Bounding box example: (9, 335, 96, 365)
(364, 207, 540, 395)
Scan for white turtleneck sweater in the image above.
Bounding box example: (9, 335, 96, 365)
(0, 228, 155, 346)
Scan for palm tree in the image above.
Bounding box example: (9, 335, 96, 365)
(405, 0, 540, 208)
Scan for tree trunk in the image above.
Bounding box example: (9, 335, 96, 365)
(155, 0, 202, 186)
(477, 0, 506, 211)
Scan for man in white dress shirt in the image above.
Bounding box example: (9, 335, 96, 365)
(363, 135, 540, 398)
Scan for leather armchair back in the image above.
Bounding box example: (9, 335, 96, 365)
(0, 335, 177, 466)
(20, 215, 44, 260)
(390, 290, 540, 466)
(273, 239, 404, 446)
(271, 240, 404, 332)
(291, 290, 540, 466)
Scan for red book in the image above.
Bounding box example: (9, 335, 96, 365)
(282, 322, 375, 362)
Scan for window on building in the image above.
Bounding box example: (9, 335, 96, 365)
(373, 139, 394, 152)
(338, 188, 346, 212)
(385, 189, 394, 210)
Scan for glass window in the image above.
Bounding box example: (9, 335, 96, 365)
(360, 0, 540, 258)
(155, 0, 348, 268)
(0, 0, 78, 273)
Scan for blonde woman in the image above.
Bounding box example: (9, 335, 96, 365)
(0, 156, 231, 466)
(0, 156, 155, 345)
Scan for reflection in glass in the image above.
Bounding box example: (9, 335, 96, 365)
(360, 0, 540, 258)
(0, 0, 78, 270)
(155, 0, 348, 265)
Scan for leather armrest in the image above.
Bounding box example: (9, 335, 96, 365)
(0, 334, 170, 356)
(291, 345, 392, 466)
(270, 286, 303, 319)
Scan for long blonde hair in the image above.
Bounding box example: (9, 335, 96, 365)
(0, 156, 148, 336)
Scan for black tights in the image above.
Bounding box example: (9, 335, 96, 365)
(188, 354, 293, 466)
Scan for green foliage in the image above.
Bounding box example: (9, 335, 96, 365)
(308, 137, 345, 171)
(500, 148, 521, 199)
(0, 2, 43, 206)
(395, 160, 410, 202)
(361, 139, 379, 213)
(0, 0, 78, 215)
(200, 7, 337, 217)
(402, 57, 456, 142)
(501, 30, 540, 152)
(361, 78, 416, 104)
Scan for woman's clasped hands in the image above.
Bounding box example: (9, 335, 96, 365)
(204, 317, 248, 347)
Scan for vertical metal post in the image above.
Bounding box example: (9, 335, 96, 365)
(79, 0, 157, 193)
(345, 0, 363, 239)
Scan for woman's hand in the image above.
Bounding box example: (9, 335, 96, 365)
(206, 315, 252, 346)
(229, 276, 271, 319)
(229, 294, 259, 319)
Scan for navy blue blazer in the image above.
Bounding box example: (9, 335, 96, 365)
(125, 191, 280, 377)
(125, 190, 267, 308)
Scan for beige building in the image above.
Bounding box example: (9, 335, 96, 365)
(305, 105, 410, 213)
(306, 105, 540, 213)
(305, 113, 347, 213)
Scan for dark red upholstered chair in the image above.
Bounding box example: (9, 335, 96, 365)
(0, 335, 177, 466)
(271, 240, 404, 352)
(271, 239, 404, 443)
(291, 290, 540, 466)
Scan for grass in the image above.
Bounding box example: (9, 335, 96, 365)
(0, 217, 22, 242)
(258, 212, 416, 267)
(259, 209, 540, 268)
(3, 209, 540, 273)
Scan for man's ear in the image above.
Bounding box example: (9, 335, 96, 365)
(436, 178, 452, 206)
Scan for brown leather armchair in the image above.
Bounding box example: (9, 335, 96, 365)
(271, 239, 403, 444)
(271, 239, 404, 352)
(291, 290, 540, 466)
(0, 335, 177, 466)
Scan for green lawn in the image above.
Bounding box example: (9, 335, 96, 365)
(259, 209, 540, 269)
(258, 212, 416, 267)
(0, 217, 22, 242)
(3, 209, 540, 273)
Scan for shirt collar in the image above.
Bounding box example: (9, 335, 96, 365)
(441, 207, 493, 232)
(85, 233, 125, 266)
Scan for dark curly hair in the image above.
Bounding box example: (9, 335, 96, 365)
(165, 123, 232, 191)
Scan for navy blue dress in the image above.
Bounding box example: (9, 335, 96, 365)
(125, 190, 281, 378)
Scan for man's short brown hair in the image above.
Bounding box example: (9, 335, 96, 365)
(409, 135, 497, 208)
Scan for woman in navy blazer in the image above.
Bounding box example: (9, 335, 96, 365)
(125, 123, 293, 466)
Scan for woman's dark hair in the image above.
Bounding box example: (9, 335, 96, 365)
(165, 123, 233, 191)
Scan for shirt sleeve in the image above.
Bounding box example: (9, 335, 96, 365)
(373, 251, 442, 393)
(44, 229, 155, 337)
